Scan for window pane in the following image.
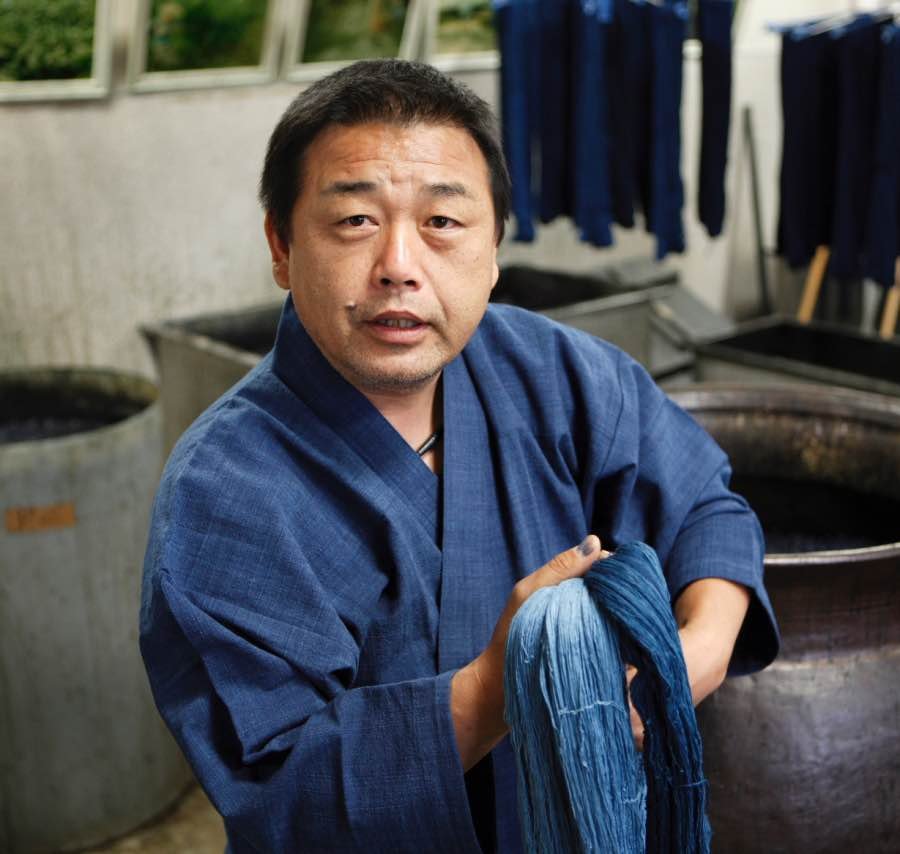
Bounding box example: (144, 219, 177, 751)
(301, 0, 409, 64)
(146, 0, 269, 72)
(436, 0, 495, 54)
(0, 0, 96, 81)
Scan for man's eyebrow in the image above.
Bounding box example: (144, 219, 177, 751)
(321, 180, 378, 196)
(425, 182, 474, 199)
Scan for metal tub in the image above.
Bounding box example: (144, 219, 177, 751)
(669, 384, 900, 854)
(0, 369, 191, 853)
(142, 302, 281, 454)
(491, 264, 675, 365)
(694, 317, 900, 397)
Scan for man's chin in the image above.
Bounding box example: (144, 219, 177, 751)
(356, 368, 443, 394)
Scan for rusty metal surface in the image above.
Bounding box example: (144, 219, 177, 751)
(669, 384, 900, 853)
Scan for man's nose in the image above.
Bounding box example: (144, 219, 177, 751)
(372, 223, 422, 288)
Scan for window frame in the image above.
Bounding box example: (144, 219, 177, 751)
(127, 0, 281, 93)
(282, 0, 426, 84)
(0, 0, 113, 103)
(423, 0, 499, 73)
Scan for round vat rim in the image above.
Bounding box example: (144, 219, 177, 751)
(765, 540, 900, 566)
(668, 382, 900, 428)
(670, 382, 900, 565)
(0, 366, 159, 455)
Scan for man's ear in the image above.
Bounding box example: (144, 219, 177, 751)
(264, 212, 291, 291)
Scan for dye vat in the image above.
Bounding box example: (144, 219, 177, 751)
(669, 384, 900, 854)
(694, 317, 900, 397)
(0, 369, 191, 853)
(491, 264, 673, 364)
(142, 302, 282, 454)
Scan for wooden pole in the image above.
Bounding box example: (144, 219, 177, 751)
(878, 257, 900, 340)
(796, 245, 830, 324)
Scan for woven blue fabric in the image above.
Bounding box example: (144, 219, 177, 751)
(506, 541, 710, 853)
(141, 299, 777, 852)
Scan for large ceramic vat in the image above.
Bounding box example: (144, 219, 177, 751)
(669, 385, 900, 854)
(0, 369, 191, 853)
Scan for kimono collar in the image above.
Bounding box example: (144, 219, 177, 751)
(271, 294, 441, 521)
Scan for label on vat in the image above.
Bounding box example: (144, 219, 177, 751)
(5, 502, 77, 533)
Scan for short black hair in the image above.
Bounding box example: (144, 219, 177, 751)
(259, 59, 511, 246)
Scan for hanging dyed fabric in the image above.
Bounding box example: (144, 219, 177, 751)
(830, 15, 892, 281)
(863, 24, 900, 288)
(777, 13, 896, 282)
(505, 541, 710, 853)
(776, 21, 839, 270)
(494, 0, 728, 260)
(697, 0, 734, 238)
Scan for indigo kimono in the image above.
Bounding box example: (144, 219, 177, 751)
(140, 297, 779, 853)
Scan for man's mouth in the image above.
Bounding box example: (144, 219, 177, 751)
(365, 311, 430, 342)
(375, 317, 421, 329)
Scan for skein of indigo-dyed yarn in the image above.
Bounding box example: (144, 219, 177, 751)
(504, 541, 711, 854)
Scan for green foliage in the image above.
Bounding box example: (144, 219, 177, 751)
(0, 0, 96, 82)
(146, 0, 268, 72)
(437, 1, 494, 54)
(302, 0, 407, 64)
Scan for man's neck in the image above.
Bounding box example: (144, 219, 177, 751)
(363, 375, 442, 462)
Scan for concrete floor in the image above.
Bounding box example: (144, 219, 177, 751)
(84, 785, 225, 854)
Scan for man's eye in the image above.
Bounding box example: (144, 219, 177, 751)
(343, 215, 369, 227)
(430, 216, 457, 229)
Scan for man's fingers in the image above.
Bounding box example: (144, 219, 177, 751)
(542, 534, 603, 581)
(625, 665, 644, 751)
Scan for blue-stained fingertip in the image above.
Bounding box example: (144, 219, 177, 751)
(578, 535, 600, 557)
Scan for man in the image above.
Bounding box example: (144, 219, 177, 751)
(140, 60, 778, 853)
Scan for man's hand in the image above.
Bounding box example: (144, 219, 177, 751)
(450, 535, 607, 771)
(628, 577, 751, 750)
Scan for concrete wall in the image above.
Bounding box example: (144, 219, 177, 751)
(0, 0, 857, 377)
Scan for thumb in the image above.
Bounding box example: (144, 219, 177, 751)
(530, 534, 606, 591)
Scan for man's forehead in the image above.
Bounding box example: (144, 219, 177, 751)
(321, 178, 477, 200)
(304, 121, 491, 188)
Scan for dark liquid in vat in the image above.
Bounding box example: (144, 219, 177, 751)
(1, 382, 144, 444)
(730, 475, 900, 553)
(0, 416, 116, 443)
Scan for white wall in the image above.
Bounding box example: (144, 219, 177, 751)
(0, 0, 856, 377)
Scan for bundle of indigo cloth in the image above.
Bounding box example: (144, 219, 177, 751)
(504, 541, 710, 853)
(493, 0, 735, 258)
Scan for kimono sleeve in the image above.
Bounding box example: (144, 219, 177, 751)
(139, 469, 481, 853)
(587, 351, 780, 675)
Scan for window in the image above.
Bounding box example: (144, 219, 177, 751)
(0, 0, 112, 102)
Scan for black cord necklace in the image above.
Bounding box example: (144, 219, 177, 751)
(415, 427, 443, 456)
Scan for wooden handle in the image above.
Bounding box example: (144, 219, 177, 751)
(797, 246, 830, 324)
(878, 258, 900, 340)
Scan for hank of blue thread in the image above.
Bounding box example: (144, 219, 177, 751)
(504, 541, 711, 853)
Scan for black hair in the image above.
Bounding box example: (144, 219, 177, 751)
(259, 59, 511, 246)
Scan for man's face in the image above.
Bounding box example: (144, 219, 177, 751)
(266, 121, 500, 396)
